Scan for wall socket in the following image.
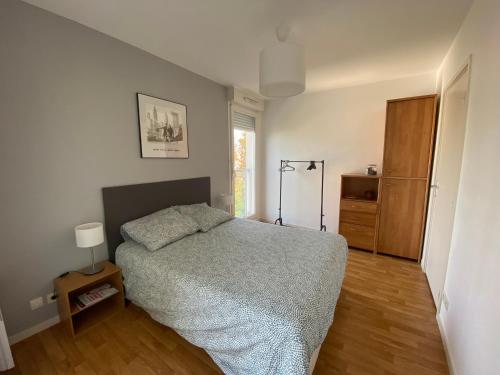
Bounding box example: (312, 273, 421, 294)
(46, 292, 56, 304)
(30, 297, 44, 310)
(442, 291, 450, 310)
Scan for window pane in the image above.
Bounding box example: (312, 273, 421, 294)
(233, 127, 255, 218)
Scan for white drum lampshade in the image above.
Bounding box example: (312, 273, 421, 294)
(74, 222, 104, 275)
(217, 193, 234, 213)
(259, 25, 305, 98)
(75, 222, 104, 248)
(220, 193, 233, 206)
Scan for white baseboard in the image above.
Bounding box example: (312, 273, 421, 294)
(8, 315, 60, 345)
(436, 313, 458, 375)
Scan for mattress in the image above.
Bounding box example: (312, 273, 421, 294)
(116, 218, 347, 375)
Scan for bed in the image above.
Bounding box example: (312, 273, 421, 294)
(102, 177, 347, 375)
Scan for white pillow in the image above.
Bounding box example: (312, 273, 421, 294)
(173, 203, 233, 232)
(121, 208, 200, 251)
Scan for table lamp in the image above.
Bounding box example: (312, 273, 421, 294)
(217, 193, 233, 213)
(74, 222, 105, 275)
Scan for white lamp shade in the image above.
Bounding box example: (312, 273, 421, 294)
(75, 222, 104, 248)
(259, 41, 305, 97)
(219, 193, 233, 206)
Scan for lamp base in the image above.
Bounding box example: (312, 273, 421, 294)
(80, 263, 105, 275)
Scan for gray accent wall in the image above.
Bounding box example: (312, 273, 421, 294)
(0, 0, 229, 336)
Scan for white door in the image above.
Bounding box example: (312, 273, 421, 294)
(0, 308, 14, 371)
(424, 63, 470, 309)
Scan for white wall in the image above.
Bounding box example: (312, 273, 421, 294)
(434, 0, 500, 373)
(261, 73, 436, 230)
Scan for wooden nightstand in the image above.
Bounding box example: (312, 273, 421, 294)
(54, 261, 125, 337)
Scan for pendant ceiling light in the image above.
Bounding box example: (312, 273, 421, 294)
(259, 25, 305, 98)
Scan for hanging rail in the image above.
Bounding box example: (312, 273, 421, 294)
(274, 160, 326, 231)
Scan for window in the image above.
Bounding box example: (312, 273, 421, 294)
(232, 109, 256, 218)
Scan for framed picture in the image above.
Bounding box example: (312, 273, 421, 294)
(137, 93, 189, 158)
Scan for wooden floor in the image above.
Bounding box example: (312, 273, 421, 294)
(4, 250, 448, 375)
(314, 250, 448, 375)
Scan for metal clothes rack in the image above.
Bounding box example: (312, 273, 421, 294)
(274, 160, 326, 231)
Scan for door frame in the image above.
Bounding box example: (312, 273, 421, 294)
(421, 56, 472, 309)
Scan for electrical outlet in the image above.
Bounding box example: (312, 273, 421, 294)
(442, 291, 450, 310)
(30, 297, 44, 310)
(46, 292, 56, 304)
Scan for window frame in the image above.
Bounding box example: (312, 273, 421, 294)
(229, 103, 260, 219)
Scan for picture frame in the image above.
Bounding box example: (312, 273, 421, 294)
(137, 93, 189, 158)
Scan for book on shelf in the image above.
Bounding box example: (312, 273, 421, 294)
(75, 283, 118, 310)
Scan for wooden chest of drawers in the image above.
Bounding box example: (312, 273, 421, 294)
(339, 209, 377, 228)
(339, 199, 378, 251)
(340, 200, 377, 214)
(338, 175, 381, 252)
(339, 221, 376, 250)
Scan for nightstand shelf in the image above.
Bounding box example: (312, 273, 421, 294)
(54, 261, 125, 337)
(72, 297, 120, 335)
(69, 288, 119, 316)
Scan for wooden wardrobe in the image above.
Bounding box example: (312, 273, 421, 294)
(377, 94, 437, 260)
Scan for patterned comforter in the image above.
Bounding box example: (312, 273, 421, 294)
(116, 218, 347, 375)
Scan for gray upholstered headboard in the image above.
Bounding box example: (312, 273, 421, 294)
(102, 177, 211, 262)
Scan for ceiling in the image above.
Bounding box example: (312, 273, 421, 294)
(23, 0, 472, 94)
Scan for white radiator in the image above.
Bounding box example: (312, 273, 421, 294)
(0, 308, 14, 371)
